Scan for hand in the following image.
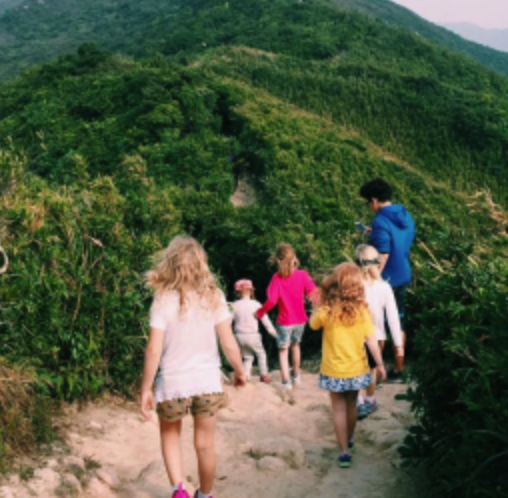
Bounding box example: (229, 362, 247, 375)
(253, 311, 260, 320)
(376, 364, 387, 383)
(364, 226, 372, 234)
(395, 346, 405, 358)
(140, 390, 155, 421)
(233, 371, 247, 388)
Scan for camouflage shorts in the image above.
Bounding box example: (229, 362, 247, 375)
(156, 392, 229, 423)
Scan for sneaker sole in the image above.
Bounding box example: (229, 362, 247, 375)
(339, 461, 351, 468)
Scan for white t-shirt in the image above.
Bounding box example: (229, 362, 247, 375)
(364, 280, 403, 346)
(149, 289, 231, 403)
(231, 298, 277, 336)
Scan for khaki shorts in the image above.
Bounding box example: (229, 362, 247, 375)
(156, 392, 228, 423)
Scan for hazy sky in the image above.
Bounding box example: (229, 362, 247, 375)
(390, 0, 508, 29)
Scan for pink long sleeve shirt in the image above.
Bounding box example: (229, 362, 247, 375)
(256, 269, 317, 326)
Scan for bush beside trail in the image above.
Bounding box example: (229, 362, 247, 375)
(402, 258, 508, 497)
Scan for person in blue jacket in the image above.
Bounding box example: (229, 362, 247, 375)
(359, 178, 415, 383)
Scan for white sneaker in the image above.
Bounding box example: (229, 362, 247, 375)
(282, 382, 293, 391)
(292, 374, 301, 385)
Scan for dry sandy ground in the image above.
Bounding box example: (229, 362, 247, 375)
(0, 371, 423, 498)
(73, 372, 420, 498)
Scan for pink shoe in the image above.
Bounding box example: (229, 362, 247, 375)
(172, 484, 190, 498)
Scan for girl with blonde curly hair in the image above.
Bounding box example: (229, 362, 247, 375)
(309, 262, 386, 468)
(141, 236, 246, 498)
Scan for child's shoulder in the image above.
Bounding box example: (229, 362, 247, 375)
(154, 289, 179, 302)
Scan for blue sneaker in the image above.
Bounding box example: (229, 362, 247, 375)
(357, 403, 370, 420)
(338, 453, 352, 468)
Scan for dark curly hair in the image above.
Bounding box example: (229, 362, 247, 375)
(359, 178, 393, 203)
(319, 263, 368, 326)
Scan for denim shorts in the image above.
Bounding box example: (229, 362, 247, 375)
(276, 323, 306, 349)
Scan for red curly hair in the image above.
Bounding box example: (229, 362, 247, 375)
(319, 262, 368, 326)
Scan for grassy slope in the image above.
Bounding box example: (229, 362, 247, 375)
(197, 46, 508, 202)
(1, 0, 508, 83)
(1, 0, 507, 206)
(331, 0, 508, 76)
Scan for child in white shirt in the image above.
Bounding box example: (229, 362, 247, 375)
(231, 279, 277, 383)
(355, 244, 404, 416)
(140, 236, 245, 498)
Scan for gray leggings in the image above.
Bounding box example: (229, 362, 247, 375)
(235, 333, 269, 377)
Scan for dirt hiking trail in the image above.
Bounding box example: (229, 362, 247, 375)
(1, 371, 422, 498)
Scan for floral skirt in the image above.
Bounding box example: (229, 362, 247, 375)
(319, 373, 372, 393)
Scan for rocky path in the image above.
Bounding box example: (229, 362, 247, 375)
(0, 372, 421, 498)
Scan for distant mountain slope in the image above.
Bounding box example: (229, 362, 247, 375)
(0, 0, 22, 14)
(1, 0, 508, 82)
(330, 0, 508, 76)
(1, 0, 507, 204)
(444, 23, 508, 54)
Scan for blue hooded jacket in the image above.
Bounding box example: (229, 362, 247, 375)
(368, 204, 415, 287)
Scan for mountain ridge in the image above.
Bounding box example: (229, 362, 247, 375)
(0, 0, 508, 81)
(443, 22, 508, 54)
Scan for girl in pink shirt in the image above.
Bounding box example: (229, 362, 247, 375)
(256, 243, 317, 390)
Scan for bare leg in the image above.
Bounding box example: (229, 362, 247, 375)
(365, 369, 376, 397)
(394, 331, 406, 373)
(159, 418, 184, 487)
(194, 415, 218, 495)
(290, 342, 301, 377)
(279, 348, 290, 383)
(329, 392, 348, 454)
(345, 391, 359, 441)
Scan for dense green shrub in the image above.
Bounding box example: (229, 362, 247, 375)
(0, 358, 54, 468)
(402, 257, 508, 497)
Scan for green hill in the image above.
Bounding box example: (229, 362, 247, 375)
(2, 0, 508, 83)
(2, 0, 508, 203)
(0, 1, 507, 494)
(330, 0, 508, 76)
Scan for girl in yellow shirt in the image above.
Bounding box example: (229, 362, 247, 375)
(309, 263, 386, 468)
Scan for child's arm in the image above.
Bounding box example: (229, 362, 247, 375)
(140, 327, 165, 420)
(255, 277, 279, 319)
(365, 333, 387, 382)
(385, 286, 404, 358)
(303, 272, 319, 307)
(216, 318, 247, 387)
(260, 313, 278, 338)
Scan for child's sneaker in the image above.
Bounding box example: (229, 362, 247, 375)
(193, 492, 213, 498)
(260, 375, 271, 384)
(172, 484, 190, 498)
(365, 399, 378, 414)
(291, 370, 301, 385)
(357, 403, 370, 420)
(338, 453, 352, 468)
(281, 381, 293, 391)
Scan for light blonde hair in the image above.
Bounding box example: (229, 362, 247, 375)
(145, 236, 221, 314)
(270, 243, 299, 278)
(355, 244, 382, 281)
(319, 263, 368, 326)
